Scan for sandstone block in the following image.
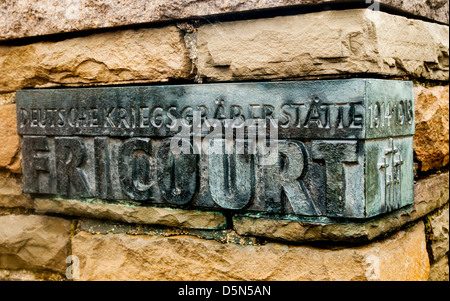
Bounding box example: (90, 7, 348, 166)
(0, 268, 65, 281)
(233, 172, 449, 242)
(0, 26, 192, 93)
(71, 222, 429, 281)
(414, 85, 449, 172)
(197, 9, 449, 82)
(0, 92, 15, 105)
(0, 104, 20, 172)
(0, 174, 32, 208)
(428, 255, 449, 281)
(0, 214, 71, 273)
(0, 1, 448, 41)
(34, 198, 226, 230)
(426, 205, 449, 262)
(414, 172, 449, 215)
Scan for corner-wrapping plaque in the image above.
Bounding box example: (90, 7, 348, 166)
(16, 79, 415, 219)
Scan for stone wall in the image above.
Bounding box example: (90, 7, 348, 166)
(0, 0, 448, 281)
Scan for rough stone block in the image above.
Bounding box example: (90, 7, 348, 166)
(428, 255, 449, 281)
(34, 198, 227, 230)
(426, 205, 449, 262)
(414, 172, 449, 215)
(197, 9, 449, 82)
(414, 85, 449, 172)
(0, 104, 20, 172)
(0, 174, 32, 208)
(0, 92, 15, 105)
(0, 214, 71, 273)
(0, 0, 448, 41)
(0, 26, 192, 93)
(0, 268, 65, 281)
(71, 221, 429, 281)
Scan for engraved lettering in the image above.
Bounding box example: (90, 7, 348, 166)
(94, 137, 110, 199)
(151, 106, 164, 128)
(19, 108, 29, 128)
(263, 140, 319, 215)
(320, 103, 332, 128)
(157, 138, 197, 205)
(139, 106, 150, 128)
(57, 109, 66, 127)
(31, 109, 38, 127)
(214, 99, 227, 120)
(181, 106, 193, 127)
(118, 138, 154, 201)
(209, 139, 254, 209)
(89, 108, 99, 127)
(249, 104, 262, 119)
(349, 102, 363, 128)
(38, 108, 46, 128)
(371, 102, 381, 129)
(230, 105, 245, 126)
(47, 109, 57, 128)
(118, 107, 130, 129)
(196, 105, 210, 128)
(279, 104, 292, 128)
(384, 102, 392, 127)
(166, 106, 178, 129)
(15, 80, 415, 219)
(312, 141, 358, 216)
(335, 104, 348, 129)
(21, 136, 51, 193)
(304, 98, 323, 129)
(396, 100, 405, 125)
(104, 107, 116, 128)
(406, 100, 413, 125)
(378, 138, 403, 211)
(55, 137, 91, 197)
(291, 103, 305, 128)
(263, 104, 275, 119)
(76, 107, 87, 127)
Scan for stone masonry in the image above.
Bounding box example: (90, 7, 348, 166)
(0, 0, 448, 281)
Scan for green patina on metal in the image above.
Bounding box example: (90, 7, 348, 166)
(16, 79, 414, 219)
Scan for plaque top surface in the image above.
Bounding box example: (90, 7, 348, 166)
(16, 79, 413, 139)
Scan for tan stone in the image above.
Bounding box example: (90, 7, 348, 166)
(426, 205, 449, 262)
(233, 172, 449, 242)
(197, 9, 449, 82)
(0, 92, 15, 105)
(34, 198, 226, 230)
(428, 256, 449, 281)
(0, 0, 448, 41)
(0, 174, 32, 208)
(0, 104, 20, 172)
(0, 268, 65, 281)
(0, 214, 71, 273)
(0, 26, 192, 93)
(414, 172, 450, 215)
(72, 221, 429, 281)
(414, 85, 449, 172)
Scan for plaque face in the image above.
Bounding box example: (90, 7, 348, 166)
(16, 79, 415, 219)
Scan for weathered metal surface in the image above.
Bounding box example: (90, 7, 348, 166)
(16, 79, 415, 219)
(16, 79, 414, 139)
